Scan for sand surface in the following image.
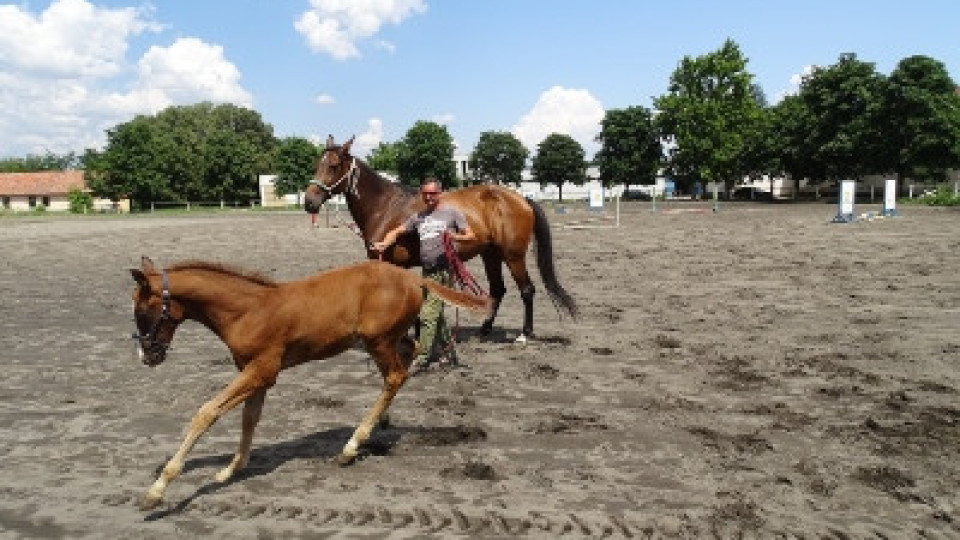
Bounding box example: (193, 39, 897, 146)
(1, 201, 958, 538)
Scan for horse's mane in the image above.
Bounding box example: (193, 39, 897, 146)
(166, 260, 278, 287)
(342, 151, 419, 196)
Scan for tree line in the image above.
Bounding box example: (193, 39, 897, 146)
(4, 39, 958, 207)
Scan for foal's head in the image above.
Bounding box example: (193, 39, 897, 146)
(129, 256, 184, 367)
(305, 134, 355, 214)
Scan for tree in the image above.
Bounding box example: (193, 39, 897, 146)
(594, 106, 661, 189)
(767, 94, 825, 193)
(653, 39, 764, 193)
(469, 131, 528, 186)
(796, 53, 886, 182)
(67, 187, 93, 213)
(81, 148, 119, 202)
(366, 141, 400, 174)
(396, 121, 457, 188)
(274, 137, 320, 197)
(95, 115, 172, 209)
(0, 152, 79, 172)
(880, 55, 960, 187)
(531, 133, 586, 201)
(92, 102, 276, 209)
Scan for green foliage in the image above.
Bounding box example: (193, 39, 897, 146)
(67, 187, 93, 213)
(92, 102, 276, 209)
(531, 133, 586, 201)
(594, 106, 661, 189)
(796, 53, 886, 181)
(654, 39, 764, 191)
(274, 137, 320, 196)
(469, 131, 528, 186)
(0, 152, 79, 172)
(396, 121, 457, 188)
(366, 141, 400, 173)
(880, 55, 960, 185)
(915, 186, 960, 206)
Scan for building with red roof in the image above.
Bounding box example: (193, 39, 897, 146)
(0, 170, 126, 212)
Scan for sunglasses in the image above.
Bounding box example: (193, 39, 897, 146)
(421, 191, 441, 195)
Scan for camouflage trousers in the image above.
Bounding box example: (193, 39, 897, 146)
(417, 266, 455, 362)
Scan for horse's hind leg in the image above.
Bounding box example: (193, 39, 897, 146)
(338, 337, 409, 466)
(504, 256, 535, 342)
(215, 388, 266, 482)
(479, 252, 507, 334)
(378, 335, 417, 429)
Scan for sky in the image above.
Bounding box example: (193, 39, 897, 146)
(1, 0, 958, 160)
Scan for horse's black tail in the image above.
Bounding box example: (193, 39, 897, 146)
(526, 197, 578, 319)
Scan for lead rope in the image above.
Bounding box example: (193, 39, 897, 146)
(432, 232, 489, 363)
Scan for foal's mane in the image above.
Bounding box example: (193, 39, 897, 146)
(166, 260, 278, 287)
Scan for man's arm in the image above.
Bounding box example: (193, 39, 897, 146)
(450, 211, 475, 242)
(449, 225, 475, 243)
(372, 223, 409, 252)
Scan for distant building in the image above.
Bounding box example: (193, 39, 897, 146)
(453, 154, 472, 184)
(0, 170, 126, 212)
(258, 175, 302, 207)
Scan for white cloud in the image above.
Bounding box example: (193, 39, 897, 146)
(789, 65, 817, 87)
(0, 0, 161, 77)
(354, 117, 385, 158)
(315, 94, 336, 105)
(513, 86, 605, 157)
(132, 38, 252, 108)
(0, 1, 253, 157)
(774, 65, 817, 104)
(431, 113, 455, 126)
(295, 0, 427, 60)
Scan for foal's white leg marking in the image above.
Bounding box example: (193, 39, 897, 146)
(339, 372, 405, 463)
(142, 376, 257, 507)
(143, 404, 219, 506)
(342, 436, 360, 459)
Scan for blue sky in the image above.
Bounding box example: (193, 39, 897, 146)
(1, 0, 957, 159)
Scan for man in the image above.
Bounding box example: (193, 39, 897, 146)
(373, 178, 475, 369)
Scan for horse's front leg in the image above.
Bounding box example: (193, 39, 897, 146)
(141, 371, 265, 510)
(215, 388, 266, 482)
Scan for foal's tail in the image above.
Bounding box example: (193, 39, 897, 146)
(526, 197, 579, 319)
(421, 279, 493, 314)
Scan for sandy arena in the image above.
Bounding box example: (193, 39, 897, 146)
(1, 201, 958, 538)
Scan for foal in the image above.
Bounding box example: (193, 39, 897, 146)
(130, 256, 490, 509)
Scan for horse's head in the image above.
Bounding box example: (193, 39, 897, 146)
(305, 134, 356, 214)
(129, 256, 185, 367)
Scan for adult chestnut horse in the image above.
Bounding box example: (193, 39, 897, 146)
(303, 135, 577, 342)
(129, 256, 490, 509)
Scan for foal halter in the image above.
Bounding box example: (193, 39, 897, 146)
(131, 271, 173, 356)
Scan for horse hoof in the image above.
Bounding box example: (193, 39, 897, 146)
(480, 322, 493, 335)
(515, 334, 528, 344)
(378, 413, 391, 429)
(336, 453, 357, 467)
(139, 495, 163, 511)
(214, 468, 233, 483)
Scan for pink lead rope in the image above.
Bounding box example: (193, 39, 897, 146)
(442, 231, 487, 297)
